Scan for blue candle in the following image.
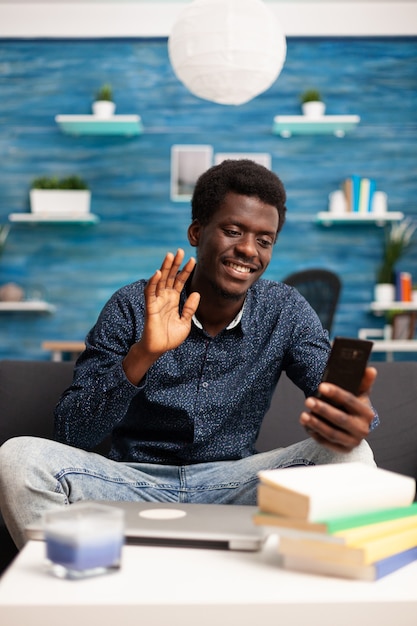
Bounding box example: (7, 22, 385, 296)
(44, 503, 125, 578)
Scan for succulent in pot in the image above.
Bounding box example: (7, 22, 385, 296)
(299, 88, 325, 117)
(30, 175, 91, 216)
(92, 83, 116, 118)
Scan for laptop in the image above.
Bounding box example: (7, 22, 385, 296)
(26, 502, 266, 552)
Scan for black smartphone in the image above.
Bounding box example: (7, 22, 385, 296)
(314, 337, 374, 424)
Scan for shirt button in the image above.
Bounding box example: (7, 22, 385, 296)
(202, 382, 209, 388)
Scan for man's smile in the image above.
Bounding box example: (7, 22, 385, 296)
(224, 260, 254, 274)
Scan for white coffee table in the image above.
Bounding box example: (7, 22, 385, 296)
(1, 538, 416, 626)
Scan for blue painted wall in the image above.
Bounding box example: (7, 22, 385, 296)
(0, 37, 416, 360)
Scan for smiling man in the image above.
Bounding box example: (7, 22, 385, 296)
(0, 160, 377, 549)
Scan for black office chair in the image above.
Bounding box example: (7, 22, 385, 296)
(282, 268, 342, 335)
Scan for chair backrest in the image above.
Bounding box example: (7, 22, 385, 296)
(282, 268, 342, 334)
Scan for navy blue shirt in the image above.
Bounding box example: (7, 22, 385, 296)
(55, 278, 332, 464)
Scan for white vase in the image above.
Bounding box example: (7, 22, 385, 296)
(30, 189, 91, 216)
(384, 324, 392, 340)
(374, 283, 395, 303)
(301, 101, 326, 118)
(92, 100, 116, 118)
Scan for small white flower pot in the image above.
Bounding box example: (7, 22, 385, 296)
(374, 283, 395, 303)
(30, 189, 91, 217)
(92, 100, 116, 118)
(301, 101, 326, 118)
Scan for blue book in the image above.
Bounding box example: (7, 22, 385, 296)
(350, 175, 361, 212)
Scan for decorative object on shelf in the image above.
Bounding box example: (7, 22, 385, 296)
(0, 282, 24, 302)
(0, 224, 10, 256)
(92, 83, 116, 118)
(390, 311, 417, 340)
(29, 175, 91, 217)
(374, 218, 417, 303)
(328, 190, 347, 215)
(168, 0, 287, 105)
(300, 88, 325, 118)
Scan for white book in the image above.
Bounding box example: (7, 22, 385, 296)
(257, 463, 416, 522)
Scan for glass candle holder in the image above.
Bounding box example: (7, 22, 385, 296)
(44, 503, 125, 579)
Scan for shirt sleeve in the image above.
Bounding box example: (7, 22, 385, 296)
(54, 282, 147, 450)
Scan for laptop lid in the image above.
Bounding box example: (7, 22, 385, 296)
(26, 502, 265, 552)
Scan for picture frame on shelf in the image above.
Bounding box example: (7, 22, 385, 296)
(391, 312, 417, 340)
(170, 145, 213, 202)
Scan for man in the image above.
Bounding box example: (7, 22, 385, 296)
(0, 160, 377, 549)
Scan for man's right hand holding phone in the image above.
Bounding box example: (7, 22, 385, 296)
(300, 365, 378, 454)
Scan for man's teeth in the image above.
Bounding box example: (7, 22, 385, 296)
(228, 262, 251, 273)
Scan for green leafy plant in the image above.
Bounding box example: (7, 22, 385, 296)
(95, 83, 113, 102)
(376, 218, 417, 284)
(31, 175, 89, 190)
(300, 88, 322, 104)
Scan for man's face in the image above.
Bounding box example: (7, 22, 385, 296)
(188, 192, 279, 301)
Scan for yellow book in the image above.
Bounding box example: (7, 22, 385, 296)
(255, 510, 417, 546)
(278, 526, 417, 567)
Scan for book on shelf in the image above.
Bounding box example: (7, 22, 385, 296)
(257, 463, 416, 522)
(358, 177, 376, 213)
(342, 178, 353, 212)
(281, 546, 417, 582)
(395, 271, 413, 302)
(253, 502, 417, 536)
(350, 175, 361, 212)
(278, 525, 417, 567)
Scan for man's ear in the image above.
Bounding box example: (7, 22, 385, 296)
(187, 219, 201, 248)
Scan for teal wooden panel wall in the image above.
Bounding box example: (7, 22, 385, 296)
(0, 37, 416, 360)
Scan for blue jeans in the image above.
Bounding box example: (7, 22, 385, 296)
(0, 436, 375, 548)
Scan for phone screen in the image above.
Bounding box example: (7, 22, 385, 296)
(314, 337, 373, 424)
(320, 337, 374, 396)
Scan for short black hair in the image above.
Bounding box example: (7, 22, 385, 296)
(191, 159, 287, 233)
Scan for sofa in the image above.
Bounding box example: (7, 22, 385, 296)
(1, 358, 417, 574)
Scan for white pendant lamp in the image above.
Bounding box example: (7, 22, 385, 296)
(168, 0, 287, 106)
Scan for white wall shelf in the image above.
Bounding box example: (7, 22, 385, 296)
(8, 213, 100, 224)
(272, 115, 360, 138)
(0, 301, 56, 313)
(369, 301, 417, 316)
(316, 211, 404, 226)
(55, 114, 143, 136)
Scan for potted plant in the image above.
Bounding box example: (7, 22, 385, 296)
(300, 88, 325, 118)
(374, 218, 416, 303)
(30, 175, 91, 217)
(92, 83, 116, 118)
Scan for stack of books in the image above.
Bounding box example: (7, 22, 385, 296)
(341, 175, 379, 214)
(254, 463, 417, 581)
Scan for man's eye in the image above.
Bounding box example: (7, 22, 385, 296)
(258, 238, 273, 248)
(224, 229, 240, 237)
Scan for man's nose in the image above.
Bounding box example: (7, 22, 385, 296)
(235, 233, 257, 257)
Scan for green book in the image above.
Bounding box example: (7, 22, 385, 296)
(253, 502, 417, 535)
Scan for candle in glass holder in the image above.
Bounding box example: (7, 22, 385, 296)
(44, 503, 125, 579)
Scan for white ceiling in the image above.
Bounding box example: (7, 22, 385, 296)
(0, 1, 416, 36)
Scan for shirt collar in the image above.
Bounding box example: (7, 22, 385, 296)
(192, 303, 245, 331)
